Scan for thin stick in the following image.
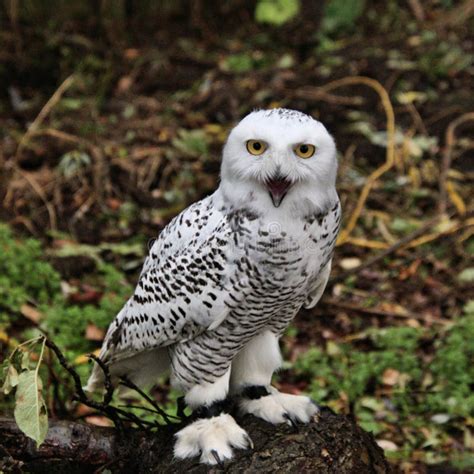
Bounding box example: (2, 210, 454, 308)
(44, 338, 124, 434)
(13, 168, 57, 231)
(313, 76, 396, 246)
(88, 354, 114, 406)
(16, 75, 75, 160)
(330, 214, 444, 283)
(439, 112, 474, 215)
(119, 377, 174, 425)
(322, 297, 449, 324)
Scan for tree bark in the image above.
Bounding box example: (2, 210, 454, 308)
(0, 409, 391, 473)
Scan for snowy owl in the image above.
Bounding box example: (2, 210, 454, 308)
(87, 108, 341, 465)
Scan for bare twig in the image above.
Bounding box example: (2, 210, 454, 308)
(434, 0, 474, 28)
(311, 77, 396, 246)
(322, 297, 449, 324)
(44, 338, 124, 433)
(330, 214, 446, 283)
(16, 75, 75, 160)
(119, 377, 175, 424)
(88, 354, 115, 406)
(290, 87, 364, 106)
(439, 112, 474, 215)
(407, 0, 425, 22)
(13, 168, 58, 231)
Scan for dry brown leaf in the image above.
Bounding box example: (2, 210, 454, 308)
(20, 304, 43, 323)
(75, 403, 95, 417)
(339, 257, 362, 270)
(382, 368, 401, 386)
(379, 302, 409, 315)
(124, 48, 140, 60)
(399, 259, 421, 280)
(84, 416, 113, 427)
(85, 323, 105, 341)
(116, 76, 134, 94)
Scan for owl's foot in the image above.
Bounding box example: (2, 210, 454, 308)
(239, 386, 318, 425)
(174, 413, 252, 465)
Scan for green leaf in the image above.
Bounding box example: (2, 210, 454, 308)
(14, 370, 48, 448)
(458, 268, 474, 284)
(322, 0, 366, 34)
(2, 364, 19, 395)
(58, 151, 91, 178)
(172, 129, 209, 157)
(21, 351, 31, 370)
(255, 0, 300, 26)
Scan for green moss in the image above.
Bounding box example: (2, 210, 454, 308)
(0, 224, 131, 357)
(292, 309, 473, 464)
(0, 224, 61, 327)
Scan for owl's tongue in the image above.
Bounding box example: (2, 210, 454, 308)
(266, 177, 292, 208)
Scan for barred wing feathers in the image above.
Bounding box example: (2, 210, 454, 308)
(86, 195, 232, 389)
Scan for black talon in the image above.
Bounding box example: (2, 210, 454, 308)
(283, 413, 299, 431)
(245, 433, 254, 449)
(211, 449, 225, 467)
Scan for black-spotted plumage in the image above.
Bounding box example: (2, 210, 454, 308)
(87, 190, 341, 391)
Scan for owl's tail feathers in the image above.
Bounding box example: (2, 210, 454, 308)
(84, 347, 170, 394)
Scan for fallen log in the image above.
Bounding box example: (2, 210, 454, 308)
(0, 408, 390, 473)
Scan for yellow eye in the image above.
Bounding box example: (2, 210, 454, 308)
(246, 140, 267, 156)
(294, 144, 316, 159)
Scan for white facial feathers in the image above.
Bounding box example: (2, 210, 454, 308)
(219, 108, 338, 214)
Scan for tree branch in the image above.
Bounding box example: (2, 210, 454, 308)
(0, 410, 390, 473)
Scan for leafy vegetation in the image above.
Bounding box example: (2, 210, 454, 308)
(287, 308, 474, 465)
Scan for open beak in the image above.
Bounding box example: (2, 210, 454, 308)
(266, 175, 292, 207)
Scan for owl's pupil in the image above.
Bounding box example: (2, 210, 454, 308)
(300, 145, 308, 153)
(253, 142, 261, 151)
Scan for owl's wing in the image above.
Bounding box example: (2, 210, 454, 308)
(304, 260, 332, 309)
(87, 194, 233, 388)
(303, 199, 341, 309)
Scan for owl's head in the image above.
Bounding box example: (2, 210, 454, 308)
(220, 108, 338, 214)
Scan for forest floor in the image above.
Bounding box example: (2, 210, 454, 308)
(0, 2, 473, 473)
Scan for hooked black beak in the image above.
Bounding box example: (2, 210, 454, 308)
(266, 175, 292, 207)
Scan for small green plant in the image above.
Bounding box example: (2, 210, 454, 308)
(0, 224, 132, 376)
(2, 337, 48, 447)
(0, 224, 61, 328)
(321, 0, 366, 35)
(292, 310, 473, 464)
(255, 0, 300, 26)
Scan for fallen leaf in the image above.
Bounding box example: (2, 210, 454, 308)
(124, 48, 140, 60)
(75, 348, 101, 365)
(20, 304, 43, 323)
(379, 302, 409, 315)
(116, 76, 133, 94)
(339, 258, 361, 270)
(106, 198, 123, 210)
(382, 368, 401, 386)
(399, 259, 421, 280)
(321, 447, 331, 458)
(75, 403, 96, 417)
(376, 439, 398, 451)
(85, 324, 105, 341)
(85, 416, 113, 427)
(69, 285, 103, 304)
(431, 414, 450, 424)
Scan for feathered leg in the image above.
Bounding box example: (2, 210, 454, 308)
(173, 368, 251, 465)
(231, 330, 318, 424)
